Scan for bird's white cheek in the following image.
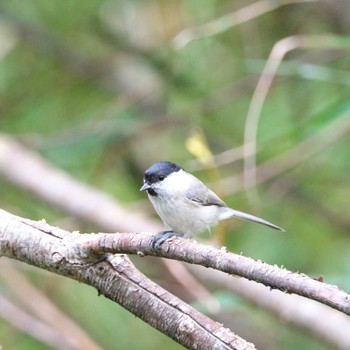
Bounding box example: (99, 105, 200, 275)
(161, 172, 191, 195)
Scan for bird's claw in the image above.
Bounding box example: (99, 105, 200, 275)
(150, 231, 183, 249)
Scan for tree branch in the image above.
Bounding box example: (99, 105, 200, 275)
(2, 208, 350, 350)
(0, 209, 255, 350)
(188, 265, 350, 349)
(80, 234, 350, 316)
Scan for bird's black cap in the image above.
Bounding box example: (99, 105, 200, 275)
(144, 161, 183, 184)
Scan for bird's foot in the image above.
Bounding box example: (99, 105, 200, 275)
(150, 231, 184, 249)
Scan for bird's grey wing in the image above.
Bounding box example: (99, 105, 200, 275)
(185, 177, 227, 207)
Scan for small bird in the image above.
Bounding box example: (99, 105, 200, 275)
(140, 161, 284, 248)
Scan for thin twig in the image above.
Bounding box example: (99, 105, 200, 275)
(243, 34, 350, 196)
(225, 113, 350, 195)
(171, 0, 317, 49)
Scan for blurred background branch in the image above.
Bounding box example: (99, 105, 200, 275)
(171, 0, 318, 49)
(243, 34, 350, 202)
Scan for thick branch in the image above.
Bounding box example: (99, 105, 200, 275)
(0, 209, 255, 350)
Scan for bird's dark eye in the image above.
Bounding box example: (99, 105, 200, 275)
(159, 175, 165, 181)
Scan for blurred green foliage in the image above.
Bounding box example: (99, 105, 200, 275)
(0, 1, 350, 349)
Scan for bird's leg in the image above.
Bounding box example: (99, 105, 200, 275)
(150, 230, 184, 249)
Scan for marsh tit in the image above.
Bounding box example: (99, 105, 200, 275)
(140, 161, 284, 248)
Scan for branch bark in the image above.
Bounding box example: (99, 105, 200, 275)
(0, 209, 255, 350)
(188, 265, 350, 350)
(82, 237, 350, 316)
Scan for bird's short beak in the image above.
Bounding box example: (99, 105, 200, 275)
(140, 182, 151, 192)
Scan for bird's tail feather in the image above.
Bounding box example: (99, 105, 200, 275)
(227, 208, 285, 231)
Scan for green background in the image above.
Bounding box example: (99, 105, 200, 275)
(0, 1, 350, 349)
